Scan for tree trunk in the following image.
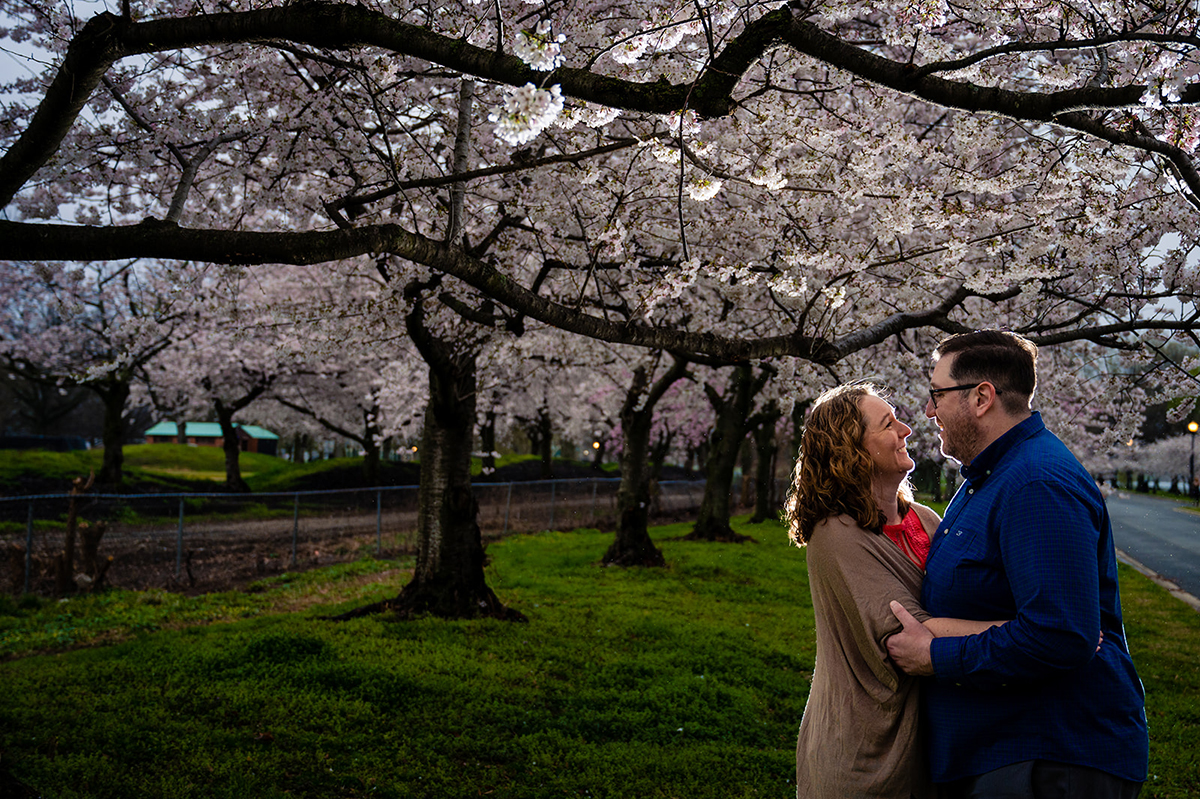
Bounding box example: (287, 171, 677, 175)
(93, 380, 130, 487)
(603, 357, 687, 567)
(332, 295, 522, 621)
(648, 429, 674, 516)
(687, 364, 762, 542)
(360, 407, 382, 485)
(604, 405, 662, 566)
(748, 402, 783, 523)
(362, 437, 381, 485)
(215, 400, 250, 493)
(204, 376, 270, 493)
(175, 419, 188, 445)
(536, 406, 553, 478)
(480, 409, 497, 474)
(591, 436, 607, 470)
(739, 439, 754, 509)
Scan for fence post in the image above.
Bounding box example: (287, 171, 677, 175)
(291, 494, 299, 567)
(503, 482, 513, 535)
(376, 489, 382, 555)
(176, 498, 185, 577)
(549, 480, 556, 529)
(24, 501, 33, 595)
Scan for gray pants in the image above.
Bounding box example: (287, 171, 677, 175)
(941, 761, 1142, 799)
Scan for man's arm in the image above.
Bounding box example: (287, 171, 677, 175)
(888, 600, 1100, 676)
(930, 479, 1103, 688)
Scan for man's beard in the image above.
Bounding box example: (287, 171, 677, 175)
(940, 414, 983, 465)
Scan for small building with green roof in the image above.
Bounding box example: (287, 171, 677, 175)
(144, 422, 279, 456)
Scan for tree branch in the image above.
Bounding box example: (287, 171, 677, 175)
(10, 4, 1200, 207)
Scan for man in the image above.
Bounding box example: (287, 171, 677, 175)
(886, 330, 1148, 798)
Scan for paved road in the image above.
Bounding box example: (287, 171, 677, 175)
(1106, 491, 1200, 604)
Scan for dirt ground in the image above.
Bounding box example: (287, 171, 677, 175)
(7, 501, 700, 595)
(4, 482, 710, 598)
(8, 514, 475, 597)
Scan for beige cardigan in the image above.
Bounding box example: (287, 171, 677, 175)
(795, 504, 940, 799)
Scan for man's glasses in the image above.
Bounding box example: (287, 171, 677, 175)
(928, 382, 1001, 409)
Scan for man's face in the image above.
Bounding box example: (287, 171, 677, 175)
(926, 354, 982, 465)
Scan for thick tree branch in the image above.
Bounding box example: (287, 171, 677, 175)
(0, 218, 837, 362)
(3, 219, 1182, 361)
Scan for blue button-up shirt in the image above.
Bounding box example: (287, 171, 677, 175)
(922, 412, 1148, 783)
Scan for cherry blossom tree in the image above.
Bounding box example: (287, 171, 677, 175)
(138, 264, 298, 490)
(355, 276, 525, 620)
(263, 276, 425, 485)
(601, 350, 692, 566)
(0, 260, 188, 485)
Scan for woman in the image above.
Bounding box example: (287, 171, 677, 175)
(784, 383, 1001, 799)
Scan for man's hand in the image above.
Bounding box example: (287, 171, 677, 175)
(886, 600, 935, 676)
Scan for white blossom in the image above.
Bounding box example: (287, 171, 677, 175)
(489, 84, 564, 145)
(686, 176, 723, 201)
(513, 20, 567, 71)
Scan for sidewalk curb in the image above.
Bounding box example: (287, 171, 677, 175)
(1116, 549, 1200, 613)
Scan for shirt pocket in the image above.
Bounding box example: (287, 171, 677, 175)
(937, 523, 1003, 601)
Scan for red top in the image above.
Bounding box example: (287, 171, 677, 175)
(883, 507, 931, 569)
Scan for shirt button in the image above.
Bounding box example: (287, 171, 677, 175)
(967, 489, 974, 495)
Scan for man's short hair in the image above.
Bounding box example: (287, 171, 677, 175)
(933, 330, 1037, 415)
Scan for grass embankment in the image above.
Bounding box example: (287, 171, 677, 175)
(0, 446, 610, 495)
(0, 445, 293, 494)
(0, 518, 1197, 798)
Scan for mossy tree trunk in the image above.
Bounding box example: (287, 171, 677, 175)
(335, 292, 523, 621)
(602, 356, 689, 567)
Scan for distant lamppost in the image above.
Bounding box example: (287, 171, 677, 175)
(1189, 422, 1199, 501)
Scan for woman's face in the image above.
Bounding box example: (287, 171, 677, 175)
(859, 394, 915, 479)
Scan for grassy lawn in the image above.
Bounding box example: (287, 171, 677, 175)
(0, 517, 1196, 798)
(0, 445, 292, 493)
(0, 445, 602, 495)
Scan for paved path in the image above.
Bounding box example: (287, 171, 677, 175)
(1106, 491, 1200, 611)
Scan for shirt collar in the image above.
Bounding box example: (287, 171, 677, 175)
(960, 411, 1045, 485)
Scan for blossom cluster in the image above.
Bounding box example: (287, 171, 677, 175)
(513, 20, 567, 71)
(489, 83, 564, 145)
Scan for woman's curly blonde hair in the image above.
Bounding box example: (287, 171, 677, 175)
(784, 383, 912, 545)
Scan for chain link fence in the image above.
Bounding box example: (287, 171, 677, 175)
(0, 478, 715, 596)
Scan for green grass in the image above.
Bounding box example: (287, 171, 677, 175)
(0, 517, 1196, 798)
(246, 455, 374, 492)
(0, 444, 293, 493)
(1, 446, 622, 496)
